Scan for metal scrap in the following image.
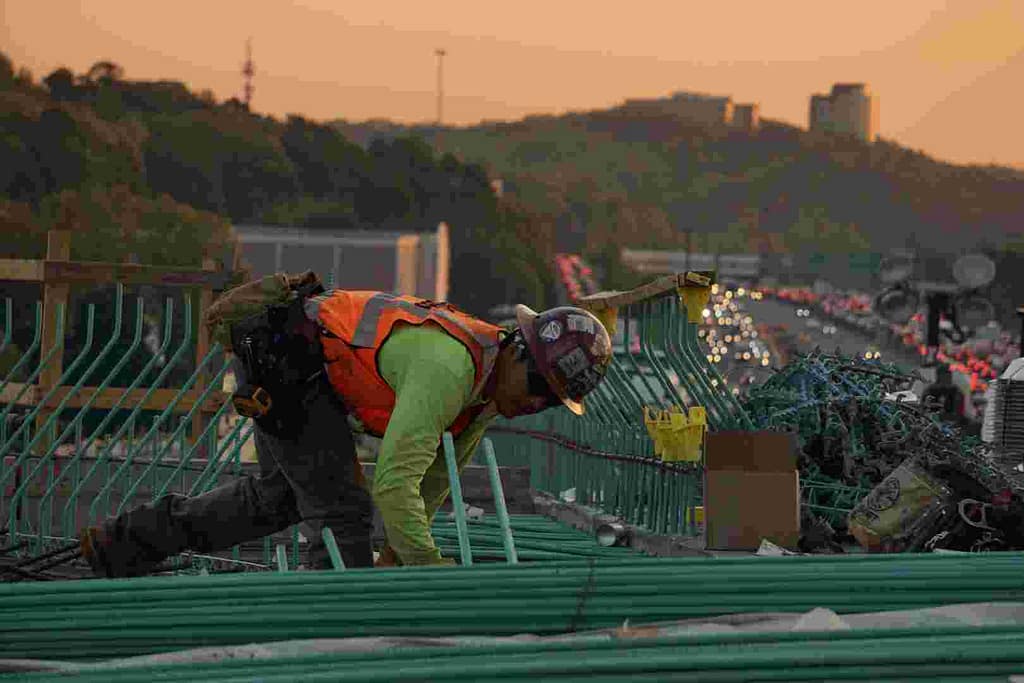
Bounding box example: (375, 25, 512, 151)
(743, 347, 1024, 551)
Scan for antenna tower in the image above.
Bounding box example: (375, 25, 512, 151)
(242, 38, 255, 108)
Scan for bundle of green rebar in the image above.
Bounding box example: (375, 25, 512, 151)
(3, 552, 1024, 664)
(9, 623, 1024, 682)
(430, 514, 639, 561)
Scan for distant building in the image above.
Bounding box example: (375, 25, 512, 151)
(233, 222, 449, 300)
(731, 104, 760, 131)
(665, 91, 735, 125)
(621, 249, 762, 280)
(808, 83, 878, 142)
(620, 91, 760, 131)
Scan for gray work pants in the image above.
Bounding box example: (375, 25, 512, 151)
(101, 364, 374, 570)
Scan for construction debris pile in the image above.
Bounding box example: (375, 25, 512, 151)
(743, 349, 1024, 553)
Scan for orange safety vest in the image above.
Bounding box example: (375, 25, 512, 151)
(305, 291, 503, 438)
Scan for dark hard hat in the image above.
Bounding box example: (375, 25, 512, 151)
(515, 304, 613, 415)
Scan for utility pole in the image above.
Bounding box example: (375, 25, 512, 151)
(435, 48, 446, 124)
(435, 48, 446, 154)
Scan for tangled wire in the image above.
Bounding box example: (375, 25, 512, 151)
(743, 348, 1024, 549)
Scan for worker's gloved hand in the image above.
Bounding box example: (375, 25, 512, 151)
(79, 524, 163, 579)
(430, 558, 457, 567)
(404, 553, 457, 568)
(80, 526, 112, 576)
(375, 545, 457, 568)
(374, 545, 400, 568)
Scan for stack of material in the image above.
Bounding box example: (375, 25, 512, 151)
(9, 621, 1024, 681)
(982, 382, 1000, 444)
(3, 553, 1024, 666)
(989, 358, 1024, 458)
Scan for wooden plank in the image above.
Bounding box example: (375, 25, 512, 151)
(577, 271, 717, 312)
(191, 270, 215, 446)
(45, 386, 228, 414)
(394, 234, 420, 296)
(0, 382, 35, 405)
(41, 261, 233, 288)
(577, 274, 679, 312)
(1, 259, 228, 287)
(1, 383, 228, 413)
(0, 258, 45, 282)
(36, 231, 71, 449)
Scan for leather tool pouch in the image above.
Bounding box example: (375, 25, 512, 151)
(221, 273, 326, 433)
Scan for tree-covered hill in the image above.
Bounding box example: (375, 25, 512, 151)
(337, 102, 1024, 262)
(0, 53, 555, 321)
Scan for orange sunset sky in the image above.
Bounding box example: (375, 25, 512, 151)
(3, 1, 1023, 168)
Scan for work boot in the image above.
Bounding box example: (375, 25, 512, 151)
(79, 525, 167, 579)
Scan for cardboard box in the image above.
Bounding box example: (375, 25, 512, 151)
(704, 431, 801, 550)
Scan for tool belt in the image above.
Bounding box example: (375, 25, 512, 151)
(229, 277, 326, 431)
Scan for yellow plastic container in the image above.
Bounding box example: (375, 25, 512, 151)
(678, 284, 712, 324)
(644, 405, 708, 463)
(686, 506, 705, 525)
(662, 406, 706, 463)
(643, 406, 666, 458)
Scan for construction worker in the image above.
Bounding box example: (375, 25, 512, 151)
(80, 287, 613, 577)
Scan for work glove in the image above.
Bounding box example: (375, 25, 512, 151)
(374, 545, 456, 568)
(374, 544, 400, 568)
(79, 525, 163, 578)
(430, 558, 458, 567)
(80, 526, 120, 577)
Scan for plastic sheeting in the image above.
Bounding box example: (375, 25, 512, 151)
(6, 602, 1024, 674)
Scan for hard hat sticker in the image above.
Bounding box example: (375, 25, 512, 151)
(566, 314, 595, 334)
(557, 347, 589, 378)
(539, 321, 563, 342)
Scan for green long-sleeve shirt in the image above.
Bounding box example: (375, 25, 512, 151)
(372, 322, 497, 565)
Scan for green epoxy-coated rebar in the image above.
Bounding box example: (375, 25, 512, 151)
(0, 303, 56, 432)
(442, 432, 472, 566)
(9, 291, 126, 548)
(275, 545, 288, 572)
(7, 625, 1024, 681)
(491, 414, 702, 536)
(3, 553, 1024, 665)
(321, 527, 345, 571)
(481, 438, 517, 564)
(96, 347, 227, 521)
(0, 304, 73, 469)
(36, 297, 146, 546)
(64, 297, 194, 532)
(48, 298, 176, 539)
(426, 514, 636, 562)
